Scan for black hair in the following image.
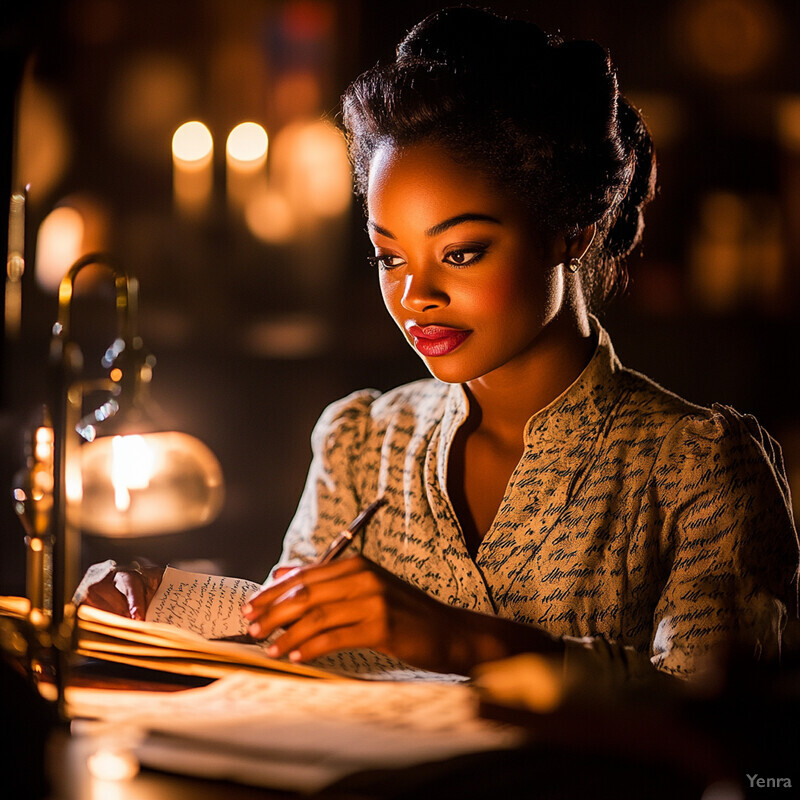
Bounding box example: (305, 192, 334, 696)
(341, 5, 657, 309)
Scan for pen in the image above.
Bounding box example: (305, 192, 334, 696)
(316, 496, 386, 565)
(211, 497, 386, 643)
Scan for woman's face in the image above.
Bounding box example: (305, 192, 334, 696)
(366, 142, 577, 386)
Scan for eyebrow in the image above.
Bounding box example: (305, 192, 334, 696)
(367, 213, 502, 240)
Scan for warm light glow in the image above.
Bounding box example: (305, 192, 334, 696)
(778, 96, 800, 152)
(172, 121, 213, 163)
(172, 121, 214, 215)
(111, 435, 156, 512)
(244, 188, 296, 243)
(35, 207, 85, 292)
(74, 431, 225, 536)
(675, 0, 778, 80)
(35, 426, 54, 462)
(243, 313, 328, 359)
(689, 191, 785, 311)
(226, 122, 268, 165)
(109, 368, 123, 382)
(87, 748, 140, 781)
(226, 123, 269, 209)
(473, 653, 564, 713)
(271, 119, 351, 221)
(16, 76, 71, 205)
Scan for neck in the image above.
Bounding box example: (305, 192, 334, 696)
(465, 312, 595, 443)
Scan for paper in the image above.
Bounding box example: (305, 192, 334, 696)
(76, 603, 338, 680)
(68, 671, 522, 793)
(147, 566, 259, 639)
(145, 567, 466, 682)
(75, 569, 467, 683)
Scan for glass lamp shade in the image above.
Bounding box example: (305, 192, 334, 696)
(67, 431, 225, 536)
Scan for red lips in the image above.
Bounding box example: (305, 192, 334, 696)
(406, 325, 472, 357)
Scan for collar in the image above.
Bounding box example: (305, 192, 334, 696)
(441, 315, 622, 447)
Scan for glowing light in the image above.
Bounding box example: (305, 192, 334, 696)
(173, 121, 213, 162)
(172, 121, 214, 216)
(87, 748, 140, 781)
(244, 188, 296, 243)
(35, 207, 85, 292)
(35, 426, 54, 463)
(75, 431, 225, 536)
(111, 435, 155, 512)
(226, 122, 268, 165)
(226, 123, 268, 209)
(271, 119, 351, 221)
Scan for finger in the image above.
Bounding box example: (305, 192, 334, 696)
(266, 595, 386, 660)
(246, 568, 381, 637)
(245, 556, 368, 614)
(114, 572, 148, 620)
(243, 566, 301, 609)
(84, 579, 130, 617)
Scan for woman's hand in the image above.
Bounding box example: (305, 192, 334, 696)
(76, 559, 164, 620)
(242, 555, 562, 674)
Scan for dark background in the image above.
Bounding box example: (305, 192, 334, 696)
(2, 0, 799, 594)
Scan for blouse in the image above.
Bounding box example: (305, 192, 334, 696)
(275, 319, 799, 680)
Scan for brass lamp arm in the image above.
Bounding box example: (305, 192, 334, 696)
(53, 252, 138, 346)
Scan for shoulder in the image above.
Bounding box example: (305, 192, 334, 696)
(602, 351, 789, 501)
(620, 366, 779, 461)
(611, 362, 766, 451)
(312, 378, 449, 445)
(619, 373, 793, 511)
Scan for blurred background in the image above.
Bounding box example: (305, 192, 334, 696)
(1, 0, 799, 594)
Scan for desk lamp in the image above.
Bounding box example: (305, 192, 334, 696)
(5, 252, 225, 715)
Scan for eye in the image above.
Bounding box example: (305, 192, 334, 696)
(442, 247, 487, 267)
(367, 253, 406, 270)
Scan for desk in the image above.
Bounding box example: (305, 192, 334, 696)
(46, 727, 300, 800)
(7, 656, 800, 800)
(37, 662, 532, 800)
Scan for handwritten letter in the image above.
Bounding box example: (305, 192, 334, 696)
(147, 567, 262, 640)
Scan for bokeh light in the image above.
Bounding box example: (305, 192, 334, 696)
(35, 206, 85, 292)
(226, 122, 268, 166)
(172, 121, 213, 163)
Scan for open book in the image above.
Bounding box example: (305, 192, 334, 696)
(3, 567, 464, 683)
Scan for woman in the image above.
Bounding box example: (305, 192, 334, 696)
(82, 6, 799, 681)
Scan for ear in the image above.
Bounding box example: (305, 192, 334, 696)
(564, 224, 596, 263)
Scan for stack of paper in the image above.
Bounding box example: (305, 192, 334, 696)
(68, 670, 523, 792)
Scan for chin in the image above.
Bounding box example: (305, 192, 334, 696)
(417, 356, 485, 385)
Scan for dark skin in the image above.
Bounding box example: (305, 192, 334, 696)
(81, 142, 596, 675)
(242, 143, 596, 673)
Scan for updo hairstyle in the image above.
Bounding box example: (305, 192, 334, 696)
(341, 6, 657, 309)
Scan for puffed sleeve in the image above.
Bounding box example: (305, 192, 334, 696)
(649, 405, 799, 678)
(267, 389, 380, 580)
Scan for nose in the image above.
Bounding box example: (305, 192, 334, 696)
(400, 267, 448, 313)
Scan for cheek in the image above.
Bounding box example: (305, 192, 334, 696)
(379, 273, 405, 322)
(466, 269, 532, 317)
(470, 265, 561, 325)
